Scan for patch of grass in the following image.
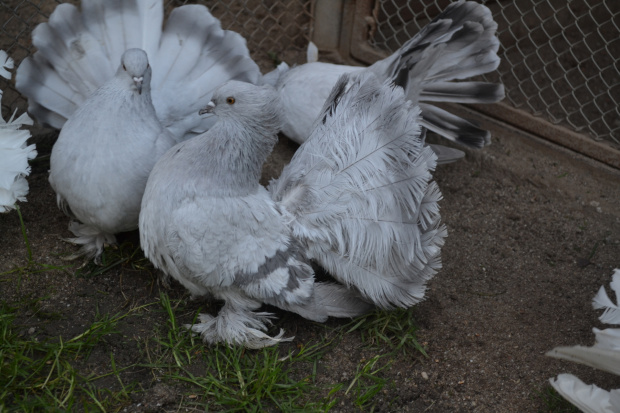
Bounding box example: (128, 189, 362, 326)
(345, 308, 428, 356)
(535, 384, 580, 413)
(75, 241, 154, 278)
(345, 354, 391, 409)
(0, 301, 150, 411)
(138, 293, 339, 411)
(0, 206, 71, 280)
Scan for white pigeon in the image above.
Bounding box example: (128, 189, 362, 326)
(48, 49, 177, 260)
(15, 0, 261, 260)
(139, 70, 446, 348)
(548, 269, 620, 413)
(274, 0, 504, 149)
(16, 0, 261, 140)
(0, 50, 36, 213)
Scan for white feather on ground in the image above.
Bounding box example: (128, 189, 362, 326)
(547, 269, 620, 412)
(15, 0, 261, 260)
(274, 0, 504, 151)
(140, 69, 445, 348)
(0, 50, 36, 213)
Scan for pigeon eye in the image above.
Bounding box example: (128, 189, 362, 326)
(226, 97, 235, 105)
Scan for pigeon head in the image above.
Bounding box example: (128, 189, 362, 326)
(118, 48, 151, 95)
(199, 81, 281, 128)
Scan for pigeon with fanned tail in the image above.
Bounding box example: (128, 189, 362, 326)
(274, 0, 504, 151)
(15, 0, 261, 261)
(139, 70, 445, 348)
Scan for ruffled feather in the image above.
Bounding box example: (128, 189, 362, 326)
(0, 51, 36, 213)
(547, 269, 620, 411)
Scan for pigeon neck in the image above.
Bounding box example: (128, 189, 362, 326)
(203, 118, 278, 195)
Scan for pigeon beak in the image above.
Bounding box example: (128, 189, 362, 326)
(199, 101, 216, 115)
(133, 76, 143, 94)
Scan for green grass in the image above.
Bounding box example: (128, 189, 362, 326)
(345, 308, 428, 356)
(74, 241, 154, 278)
(0, 206, 72, 281)
(137, 293, 340, 412)
(2, 289, 428, 411)
(3, 207, 430, 411)
(344, 354, 391, 409)
(146, 305, 429, 411)
(0, 302, 146, 411)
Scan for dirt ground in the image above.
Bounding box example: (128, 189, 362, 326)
(1, 0, 620, 411)
(1, 100, 619, 411)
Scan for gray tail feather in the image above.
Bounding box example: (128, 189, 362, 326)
(374, 0, 503, 148)
(313, 283, 374, 318)
(419, 103, 491, 148)
(278, 282, 373, 322)
(428, 144, 465, 165)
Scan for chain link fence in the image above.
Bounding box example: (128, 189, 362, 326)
(0, 0, 312, 116)
(2, 0, 618, 157)
(369, 0, 619, 149)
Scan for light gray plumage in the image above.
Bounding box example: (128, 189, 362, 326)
(274, 0, 503, 150)
(18, 0, 261, 260)
(140, 70, 446, 348)
(49, 49, 176, 259)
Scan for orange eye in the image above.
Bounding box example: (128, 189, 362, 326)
(226, 97, 235, 105)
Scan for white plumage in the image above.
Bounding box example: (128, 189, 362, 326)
(140, 69, 445, 348)
(16, 0, 261, 141)
(274, 0, 504, 150)
(548, 269, 620, 412)
(0, 50, 36, 213)
(15, 0, 261, 260)
(549, 374, 620, 413)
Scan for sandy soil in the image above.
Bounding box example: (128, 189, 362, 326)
(2, 102, 619, 412)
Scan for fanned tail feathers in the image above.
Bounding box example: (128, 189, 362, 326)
(271, 73, 446, 309)
(151, 4, 261, 140)
(369, 0, 504, 148)
(16, 0, 260, 140)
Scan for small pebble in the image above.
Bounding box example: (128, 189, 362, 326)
(421, 372, 429, 380)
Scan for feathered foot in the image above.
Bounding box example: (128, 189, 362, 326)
(157, 270, 172, 289)
(61, 221, 116, 265)
(185, 304, 292, 349)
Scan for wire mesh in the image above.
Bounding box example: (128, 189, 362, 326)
(0, 0, 312, 116)
(369, 0, 620, 148)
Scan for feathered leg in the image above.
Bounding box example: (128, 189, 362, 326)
(61, 221, 117, 265)
(185, 290, 292, 349)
